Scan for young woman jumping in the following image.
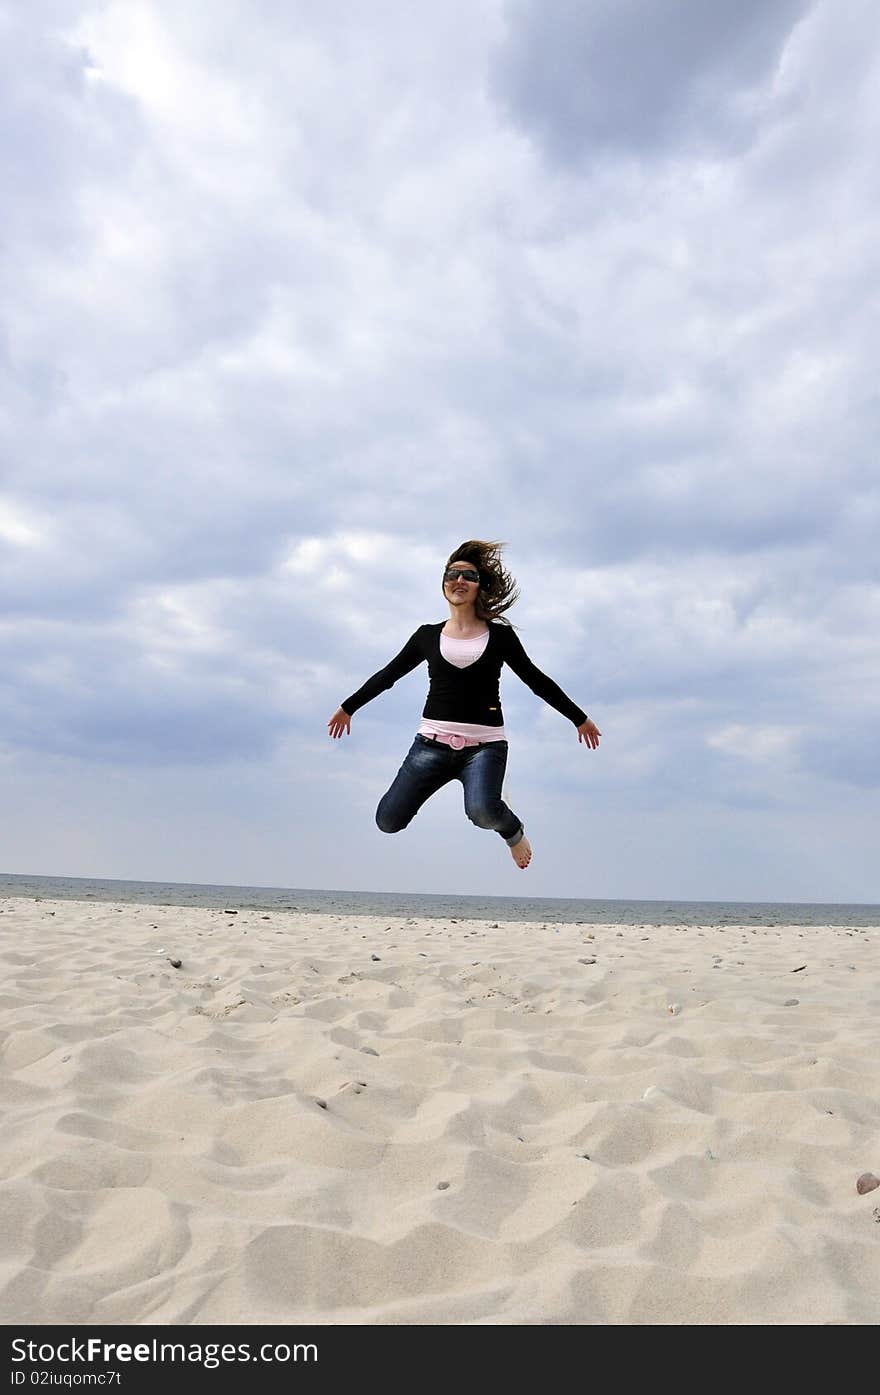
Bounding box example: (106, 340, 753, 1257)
(327, 540, 601, 869)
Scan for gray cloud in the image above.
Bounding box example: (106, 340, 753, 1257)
(492, 0, 814, 163)
(1, 0, 879, 897)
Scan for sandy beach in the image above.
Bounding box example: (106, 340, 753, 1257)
(0, 897, 878, 1325)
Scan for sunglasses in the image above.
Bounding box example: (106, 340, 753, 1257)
(443, 567, 480, 584)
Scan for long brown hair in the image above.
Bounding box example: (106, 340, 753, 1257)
(443, 540, 520, 627)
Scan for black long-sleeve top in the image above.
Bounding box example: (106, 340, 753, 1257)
(342, 622, 587, 729)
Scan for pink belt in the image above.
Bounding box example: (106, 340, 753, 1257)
(422, 732, 483, 749)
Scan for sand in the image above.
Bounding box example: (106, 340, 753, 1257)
(0, 897, 878, 1325)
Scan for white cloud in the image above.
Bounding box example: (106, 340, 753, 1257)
(0, 499, 46, 547)
(2, 0, 879, 896)
(706, 722, 806, 762)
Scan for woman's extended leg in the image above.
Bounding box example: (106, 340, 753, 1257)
(375, 736, 456, 833)
(459, 742, 532, 868)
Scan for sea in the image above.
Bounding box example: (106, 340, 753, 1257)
(1, 872, 878, 927)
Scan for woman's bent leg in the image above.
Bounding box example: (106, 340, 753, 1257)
(376, 737, 455, 834)
(460, 742, 524, 845)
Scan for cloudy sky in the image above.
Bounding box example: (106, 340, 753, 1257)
(3, 0, 879, 902)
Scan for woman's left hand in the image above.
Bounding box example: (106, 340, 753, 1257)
(577, 718, 601, 749)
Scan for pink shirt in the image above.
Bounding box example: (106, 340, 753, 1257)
(417, 628, 507, 742)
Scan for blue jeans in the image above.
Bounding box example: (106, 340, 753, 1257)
(376, 735, 524, 845)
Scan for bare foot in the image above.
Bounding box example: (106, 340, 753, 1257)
(509, 834, 532, 869)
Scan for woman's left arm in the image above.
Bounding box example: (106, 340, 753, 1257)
(576, 717, 602, 749)
(503, 629, 601, 748)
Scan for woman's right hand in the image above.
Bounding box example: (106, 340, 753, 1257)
(327, 706, 351, 739)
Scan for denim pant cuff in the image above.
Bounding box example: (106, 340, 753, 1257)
(503, 824, 524, 847)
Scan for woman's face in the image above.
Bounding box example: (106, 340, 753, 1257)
(443, 561, 480, 605)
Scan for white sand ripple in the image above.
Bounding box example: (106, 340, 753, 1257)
(1, 899, 878, 1324)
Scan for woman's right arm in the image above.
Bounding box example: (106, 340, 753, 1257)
(327, 706, 351, 738)
(327, 629, 426, 737)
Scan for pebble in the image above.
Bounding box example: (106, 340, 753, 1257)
(578, 957, 597, 965)
(784, 998, 799, 1006)
(167, 957, 182, 969)
(360, 1047, 379, 1056)
(371, 954, 381, 962)
(856, 1173, 879, 1195)
(224, 909, 238, 914)
(437, 1181, 450, 1191)
(315, 1098, 327, 1110)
